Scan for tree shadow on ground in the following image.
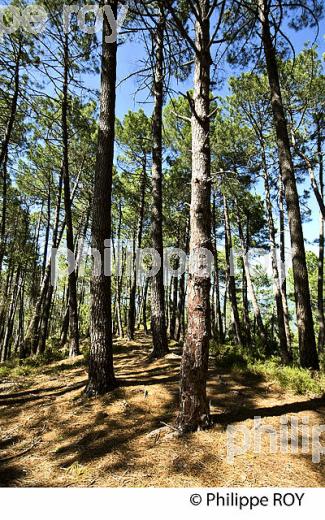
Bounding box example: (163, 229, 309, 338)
(1, 332, 325, 486)
(212, 396, 325, 426)
(0, 381, 87, 405)
(0, 463, 26, 487)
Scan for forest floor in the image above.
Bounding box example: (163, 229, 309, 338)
(1, 333, 325, 487)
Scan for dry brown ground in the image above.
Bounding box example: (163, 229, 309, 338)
(0, 333, 325, 487)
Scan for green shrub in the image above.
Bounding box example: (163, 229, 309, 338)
(0, 346, 66, 379)
(12, 365, 34, 377)
(0, 365, 11, 378)
(248, 358, 325, 395)
(211, 342, 248, 370)
(83, 348, 90, 366)
(21, 347, 65, 368)
(211, 341, 325, 396)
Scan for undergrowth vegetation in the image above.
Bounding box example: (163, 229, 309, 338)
(0, 348, 65, 378)
(1, 337, 325, 398)
(212, 342, 325, 396)
(0, 343, 89, 378)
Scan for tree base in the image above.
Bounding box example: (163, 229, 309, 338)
(84, 378, 118, 398)
(177, 413, 211, 434)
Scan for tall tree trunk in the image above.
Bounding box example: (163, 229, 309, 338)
(0, 41, 21, 172)
(42, 187, 51, 279)
(115, 265, 124, 339)
(259, 0, 319, 369)
(262, 146, 292, 363)
(242, 216, 251, 344)
(37, 283, 54, 354)
(176, 224, 189, 343)
(212, 194, 224, 343)
(60, 294, 69, 347)
(0, 264, 14, 351)
(18, 281, 25, 359)
(214, 251, 224, 343)
(30, 205, 43, 304)
(142, 277, 149, 334)
(279, 174, 292, 350)
(116, 202, 124, 338)
(223, 281, 228, 338)
(23, 169, 63, 355)
(169, 272, 178, 339)
(176, 271, 186, 342)
(211, 275, 216, 335)
(62, 35, 80, 357)
(128, 160, 146, 340)
(178, 1, 211, 432)
(0, 42, 21, 283)
(241, 260, 251, 344)
(316, 116, 325, 352)
(85, 0, 118, 396)
(0, 153, 8, 275)
(237, 215, 267, 343)
(224, 196, 244, 347)
(150, 8, 169, 358)
(2, 268, 21, 362)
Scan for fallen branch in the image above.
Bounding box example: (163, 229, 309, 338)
(0, 439, 40, 463)
(160, 421, 179, 432)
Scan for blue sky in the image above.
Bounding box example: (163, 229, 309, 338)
(131, 25, 324, 251)
(87, 15, 325, 251)
(113, 20, 325, 115)
(284, 25, 325, 249)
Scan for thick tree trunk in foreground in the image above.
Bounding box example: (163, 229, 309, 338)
(150, 9, 169, 359)
(85, 0, 118, 396)
(259, 0, 319, 369)
(178, 2, 211, 432)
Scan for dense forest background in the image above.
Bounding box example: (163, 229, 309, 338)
(0, 0, 325, 436)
